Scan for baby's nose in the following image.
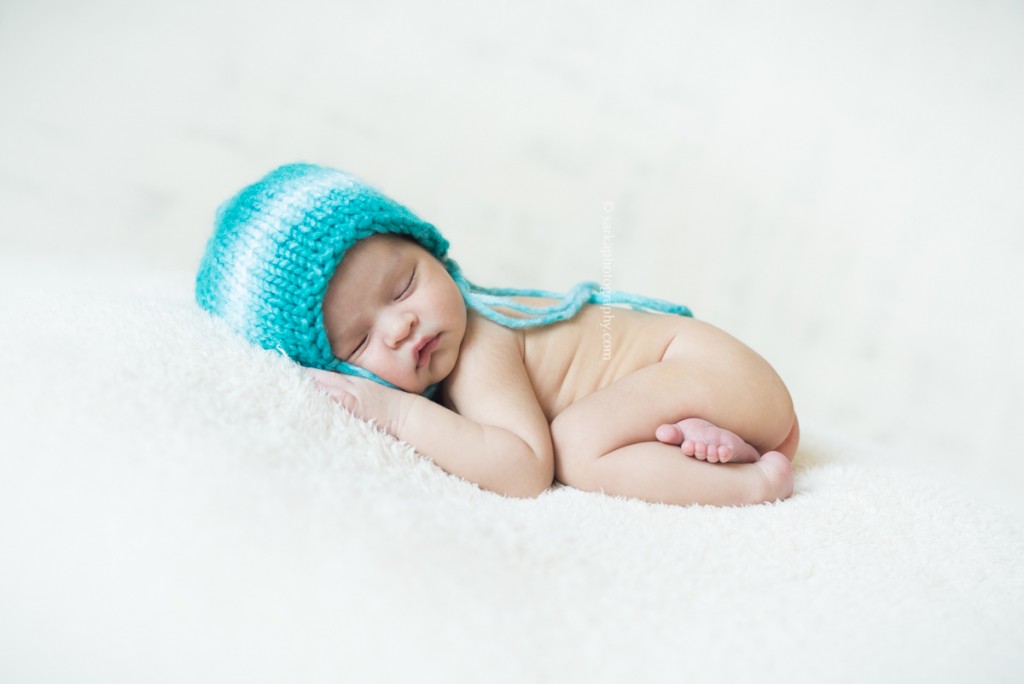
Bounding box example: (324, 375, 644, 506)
(384, 310, 417, 347)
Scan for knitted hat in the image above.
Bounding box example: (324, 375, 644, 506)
(195, 163, 449, 380)
(196, 162, 692, 390)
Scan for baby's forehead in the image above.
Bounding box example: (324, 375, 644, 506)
(345, 233, 420, 264)
(329, 234, 423, 294)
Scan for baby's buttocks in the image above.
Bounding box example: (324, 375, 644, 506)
(520, 303, 684, 421)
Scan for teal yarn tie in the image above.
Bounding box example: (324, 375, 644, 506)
(446, 260, 692, 330)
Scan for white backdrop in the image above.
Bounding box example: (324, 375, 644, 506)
(2, 0, 1022, 500)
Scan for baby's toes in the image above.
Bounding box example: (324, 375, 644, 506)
(655, 423, 683, 445)
(705, 442, 723, 463)
(681, 440, 696, 457)
(717, 445, 734, 463)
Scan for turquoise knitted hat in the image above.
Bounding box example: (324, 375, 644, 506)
(196, 163, 451, 383)
(196, 162, 692, 389)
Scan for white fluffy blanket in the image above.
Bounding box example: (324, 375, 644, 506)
(1, 259, 1021, 683)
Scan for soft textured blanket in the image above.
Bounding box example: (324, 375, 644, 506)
(1, 259, 1021, 683)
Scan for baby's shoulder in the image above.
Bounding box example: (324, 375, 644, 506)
(455, 312, 525, 369)
(464, 310, 523, 342)
(439, 313, 534, 407)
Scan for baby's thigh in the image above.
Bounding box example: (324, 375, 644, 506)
(550, 363, 661, 456)
(662, 322, 795, 441)
(550, 353, 793, 472)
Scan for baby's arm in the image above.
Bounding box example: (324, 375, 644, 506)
(310, 324, 554, 498)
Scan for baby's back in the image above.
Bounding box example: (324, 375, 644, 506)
(516, 300, 684, 421)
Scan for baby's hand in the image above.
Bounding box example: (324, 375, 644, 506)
(307, 368, 413, 437)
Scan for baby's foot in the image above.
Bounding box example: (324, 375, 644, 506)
(655, 418, 760, 464)
(752, 451, 794, 503)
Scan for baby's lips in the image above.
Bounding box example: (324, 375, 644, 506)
(415, 333, 441, 368)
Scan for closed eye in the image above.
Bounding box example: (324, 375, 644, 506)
(349, 333, 368, 359)
(396, 268, 415, 300)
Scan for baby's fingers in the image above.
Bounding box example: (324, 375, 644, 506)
(307, 369, 361, 412)
(306, 368, 341, 387)
(306, 368, 366, 393)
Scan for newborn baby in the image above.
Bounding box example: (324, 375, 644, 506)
(197, 163, 798, 506)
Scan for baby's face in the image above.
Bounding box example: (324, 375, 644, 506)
(322, 234, 467, 394)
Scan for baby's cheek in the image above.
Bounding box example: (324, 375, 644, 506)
(367, 353, 416, 390)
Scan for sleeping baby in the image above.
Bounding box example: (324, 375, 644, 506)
(196, 163, 799, 506)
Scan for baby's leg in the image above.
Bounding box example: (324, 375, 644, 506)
(550, 355, 797, 506)
(576, 440, 792, 506)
